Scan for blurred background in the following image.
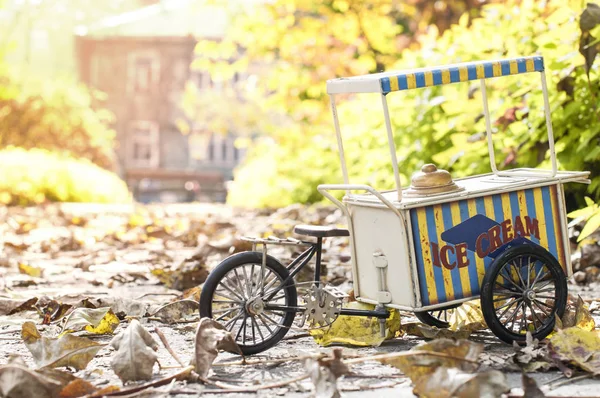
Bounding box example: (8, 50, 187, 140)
(0, 0, 599, 211)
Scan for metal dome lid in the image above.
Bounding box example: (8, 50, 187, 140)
(404, 163, 464, 197)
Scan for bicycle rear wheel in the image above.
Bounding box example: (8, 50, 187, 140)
(199, 251, 297, 355)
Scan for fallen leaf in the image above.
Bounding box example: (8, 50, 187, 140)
(150, 300, 198, 324)
(0, 364, 63, 398)
(0, 297, 38, 316)
(413, 367, 509, 398)
(110, 319, 159, 382)
(36, 298, 72, 325)
(306, 359, 340, 398)
(62, 307, 119, 334)
(405, 322, 472, 340)
(448, 301, 486, 332)
(194, 318, 242, 378)
(58, 377, 98, 397)
(176, 286, 201, 302)
(575, 296, 595, 331)
(21, 322, 105, 370)
(18, 262, 43, 278)
(379, 339, 482, 380)
(151, 254, 209, 291)
(89, 297, 148, 319)
(521, 373, 545, 398)
(309, 302, 401, 347)
(511, 333, 553, 372)
(548, 327, 600, 373)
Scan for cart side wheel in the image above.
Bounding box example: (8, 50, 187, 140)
(480, 244, 567, 344)
(414, 304, 462, 328)
(199, 251, 298, 355)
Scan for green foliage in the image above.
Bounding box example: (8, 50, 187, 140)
(0, 147, 131, 206)
(201, 0, 600, 208)
(568, 196, 600, 241)
(0, 74, 117, 170)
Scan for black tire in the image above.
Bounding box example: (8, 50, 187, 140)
(199, 251, 297, 355)
(414, 304, 461, 328)
(480, 244, 567, 344)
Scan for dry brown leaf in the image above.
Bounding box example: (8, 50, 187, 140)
(89, 297, 148, 319)
(379, 339, 482, 381)
(36, 297, 72, 325)
(0, 297, 38, 316)
(1, 356, 100, 398)
(306, 348, 349, 398)
(548, 327, 600, 373)
(61, 307, 119, 334)
(511, 333, 552, 372)
(574, 296, 595, 331)
(21, 321, 105, 370)
(559, 296, 594, 330)
(58, 378, 98, 398)
(413, 367, 508, 398)
(194, 318, 242, 378)
(405, 322, 472, 340)
(150, 299, 198, 324)
(0, 364, 63, 398)
(110, 319, 159, 382)
(522, 373, 545, 398)
(306, 359, 340, 398)
(176, 286, 201, 302)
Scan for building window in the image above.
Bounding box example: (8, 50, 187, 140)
(128, 52, 160, 93)
(130, 121, 159, 168)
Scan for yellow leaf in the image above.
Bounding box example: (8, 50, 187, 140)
(448, 301, 487, 332)
(18, 262, 43, 278)
(578, 212, 600, 242)
(62, 307, 119, 335)
(575, 296, 595, 331)
(85, 310, 120, 335)
(379, 339, 483, 381)
(309, 302, 401, 347)
(559, 296, 596, 331)
(549, 328, 600, 373)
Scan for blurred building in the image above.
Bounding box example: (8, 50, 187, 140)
(74, 0, 243, 203)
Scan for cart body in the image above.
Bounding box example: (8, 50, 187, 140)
(344, 171, 588, 311)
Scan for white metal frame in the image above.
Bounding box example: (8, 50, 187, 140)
(327, 71, 559, 203)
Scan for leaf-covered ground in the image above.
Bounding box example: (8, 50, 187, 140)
(1, 203, 600, 397)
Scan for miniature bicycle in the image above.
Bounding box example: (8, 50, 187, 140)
(199, 55, 590, 355)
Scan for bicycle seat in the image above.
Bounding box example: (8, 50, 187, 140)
(293, 225, 350, 238)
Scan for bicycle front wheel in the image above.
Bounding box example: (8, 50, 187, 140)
(199, 251, 297, 355)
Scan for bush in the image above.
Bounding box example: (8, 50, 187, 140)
(0, 147, 131, 205)
(0, 74, 117, 170)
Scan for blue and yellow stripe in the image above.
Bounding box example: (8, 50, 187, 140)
(409, 185, 566, 306)
(381, 56, 544, 94)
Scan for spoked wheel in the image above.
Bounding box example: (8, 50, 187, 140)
(199, 251, 297, 355)
(414, 304, 461, 328)
(480, 244, 567, 344)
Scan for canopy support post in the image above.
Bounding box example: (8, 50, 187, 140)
(480, 79, 499, 175)
(330, 95, 350, 194)
(381, 94, 402, 202)
(540, 71, 558, 177)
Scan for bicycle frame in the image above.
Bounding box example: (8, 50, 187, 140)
(245, 237, 390, 319)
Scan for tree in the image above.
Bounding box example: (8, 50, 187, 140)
(196, 0, 600, 208)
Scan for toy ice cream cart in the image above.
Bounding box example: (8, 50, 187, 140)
(199, 56, 590, 354)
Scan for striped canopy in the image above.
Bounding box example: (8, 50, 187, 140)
(326, 56, 545, 95)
